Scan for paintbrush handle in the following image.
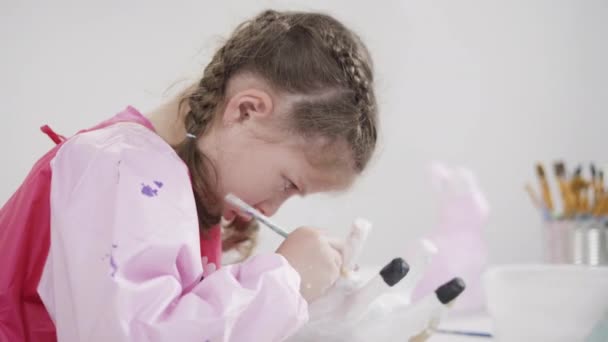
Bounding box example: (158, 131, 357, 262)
(434, 328, 493, 338)
(255, 215, 289, 238)
(225, 194, 289, 238)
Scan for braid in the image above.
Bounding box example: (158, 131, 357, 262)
(175, 41, 232, 233)
(185, 45, 229, 136)
(175, 10, 288, 243)
(322, 29, 377, 167)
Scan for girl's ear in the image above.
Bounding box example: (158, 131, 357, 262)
(222, 89, 274, 125)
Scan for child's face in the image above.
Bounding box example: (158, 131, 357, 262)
(197, 77, 358, 221)
(205, 117, 356, 222)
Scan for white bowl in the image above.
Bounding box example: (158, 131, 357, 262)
(483, 264, 608, 342)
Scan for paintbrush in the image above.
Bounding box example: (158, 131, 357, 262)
(536, 163, 554, 212)
(600, 170, 605, 199)
(592, 169, 606, 217)
(580, 183, 591, 215)
(224, 194, 289, 238)
(591, 164, 600, 211)
(554, 161, 575, 217)
(570, 165, 590, 215)
(434, 329, 492, 338)
(525, 183, 543, 210)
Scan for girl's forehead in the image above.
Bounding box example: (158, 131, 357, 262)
(302, 136, 353, 168)
(290, 136, 357, 193)
(252, 120, 357, 192)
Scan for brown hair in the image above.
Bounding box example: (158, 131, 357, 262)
(174, 9, 378, 258)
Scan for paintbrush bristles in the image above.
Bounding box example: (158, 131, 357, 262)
(536, 164, 546, 177)
(553, 161, 576, 217)
(554, 162, 566, 178)
(535, 163, 554, 211)
(531, 162, 606, 218)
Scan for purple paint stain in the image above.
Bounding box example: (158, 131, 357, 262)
(154, 180, 163, 188)
(109, 255, 118, 277)
(141, 184, 158, 197)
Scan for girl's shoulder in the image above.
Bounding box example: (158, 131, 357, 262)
(71, 121, 167, 152)
(54, 120, 186, 177)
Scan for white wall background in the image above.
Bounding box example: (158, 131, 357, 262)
(2, 0, 606, 266)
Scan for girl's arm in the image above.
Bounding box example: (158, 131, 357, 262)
(39, 124, 308, 341)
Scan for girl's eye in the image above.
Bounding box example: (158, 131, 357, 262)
(282, 179, 296, 192)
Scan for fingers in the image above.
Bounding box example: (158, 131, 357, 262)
(294, 223, 371, 278)
(326, 237, 345, 255)
(342, 218, 372, 272)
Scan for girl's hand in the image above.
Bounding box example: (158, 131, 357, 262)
(276, 227, 343, 302)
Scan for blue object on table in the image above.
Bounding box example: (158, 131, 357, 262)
(434, 328, 493, 338)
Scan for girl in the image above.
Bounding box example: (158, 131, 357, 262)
(0, 9, 377, 341)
